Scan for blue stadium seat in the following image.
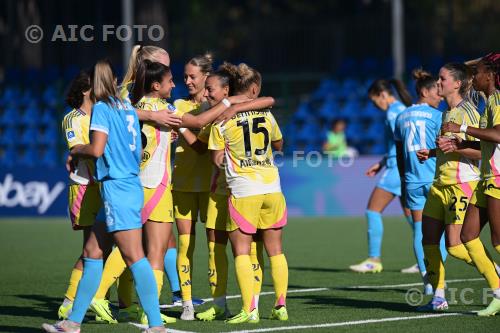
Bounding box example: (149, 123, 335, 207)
(318, 96, 339, 122)
(40, 147, 57, 167)
(293, 102, 311, 122)
(19, 127, 38, 146)
(312, 79, 338, 100)
(0, 106, 19, 126)
(0, 127, 16, 146)
(0, 145, 16, 167)
(40, 108, 56, 126)
(17, 146, 36, 167)
(0, 87, 21, 107)
(21, 103, 40, 127)
(42, 86, 59, 108)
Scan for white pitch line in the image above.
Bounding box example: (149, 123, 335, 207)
(161, 278, 484, 308)
(226, 313, 462, 333)
(347, 278, 484, 290)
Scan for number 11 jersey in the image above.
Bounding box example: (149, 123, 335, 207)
(208, 110, 282, 198)
(394, 103, 442, 190)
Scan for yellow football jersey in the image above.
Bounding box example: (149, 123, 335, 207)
(135, 97, 175, 188)
(198, 124, 228, 195)
(172, 99, 213, 192)
(208, 110, 283, 198)
(480, 90, 500, 181)
(62, 109, 95, 182)
(435, 100, 480, 185)
(119, 81, 134, 104)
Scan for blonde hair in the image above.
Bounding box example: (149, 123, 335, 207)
(91, 60, 119, 105)
(234, 63, 262, 94)
(121, 45, 169, 86)
(187, 52, 214, 74)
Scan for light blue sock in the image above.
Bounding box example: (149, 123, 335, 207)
(413, 221, 426, 274)
(68, 258, 103, 324)
(164, 247, 180, 293)
(130, 257, 162, 327)
(439, 233, 448, 262)
(405, 215, 413, 227)
(366, 210, 383, 258)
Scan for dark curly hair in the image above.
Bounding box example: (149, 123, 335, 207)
(66, 70, 91, 109)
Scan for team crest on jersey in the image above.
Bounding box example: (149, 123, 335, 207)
(167, 104, 176, 112)
(66, 129, 76, 142)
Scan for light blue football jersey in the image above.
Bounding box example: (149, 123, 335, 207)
(90, 97, 141, 181)
(394, 103, 442, 189)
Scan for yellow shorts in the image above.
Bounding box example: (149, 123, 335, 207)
(68, 183, 102, 230)
(423, 181, 478, 225)
(206, 193, 229, 231)
(173, 191, 209, 222)
(142, 184, 174, 223)
(227, 192, 287, 234)
(470, 181, 487, 208)
(484, 177, 500, 200)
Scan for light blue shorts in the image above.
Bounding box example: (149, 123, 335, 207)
(101, 177, 143, 232)
(406, 183, 432, 211)
(376, 165, 401, 197)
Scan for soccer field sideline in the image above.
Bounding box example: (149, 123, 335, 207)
(150, 278, 484, 333)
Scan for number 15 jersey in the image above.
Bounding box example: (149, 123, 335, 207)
(208, 110, 282, 198)
(394, 103, 442, 189)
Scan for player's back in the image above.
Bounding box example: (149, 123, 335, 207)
(395, 103, 442, 188)
(90, 98, 141, 181)
(210, 109, 282, 198)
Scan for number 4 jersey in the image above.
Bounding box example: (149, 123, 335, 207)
(208, 110, 282, 198)
(394, 103, 442, 189)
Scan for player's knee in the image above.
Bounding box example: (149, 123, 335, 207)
(83, 243, 103, 259)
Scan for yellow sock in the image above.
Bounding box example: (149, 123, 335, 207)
(495, 245, 500, 255)
(423, 245, 445, 290)
(464, 238, 500, 290)
(64, 268, 83, 301)
(117, 268, 134, 308)
(447, 244, 474, 265)
(207, 241, 228, 299)
(178, 234, 195, 301)
(153, 269, 164, 300)
(95, 247, 127, 299)
(251, 242, 264, 297)
(235, 255, 255, 313)
(270, 254, 288, 307)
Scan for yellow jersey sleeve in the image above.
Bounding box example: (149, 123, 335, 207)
(208, 124, 225, 151)
(62, 110, 89, 150)
(492, 104, 500, 127)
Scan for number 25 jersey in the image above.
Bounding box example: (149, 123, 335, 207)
(208, 110, 282, 198)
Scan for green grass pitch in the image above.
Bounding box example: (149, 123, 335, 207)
(0, 217, 498, 332)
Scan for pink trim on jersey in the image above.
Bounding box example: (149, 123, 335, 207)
(271, 208, 288, 229)
(455, 161, 474, 197)
(141, 181, 168, 224)
(228, 197, 256, 234)
(70, 185, 87, 228)
(141, 124, 170, 225)
(490, 159, 500, 187)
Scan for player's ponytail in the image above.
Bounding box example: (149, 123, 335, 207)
(90, 59, 119, 106)
(66, 70, 90, 109)
(412, 68, 437, 98)
(131, 59, 171, 105)
(368, 78, 412, 106)
(121, 45, 170, 87)
(388, 79, 412, 106)
(233, 63, 262, 95)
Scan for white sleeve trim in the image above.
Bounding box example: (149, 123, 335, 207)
(90, 125, 109, 134)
